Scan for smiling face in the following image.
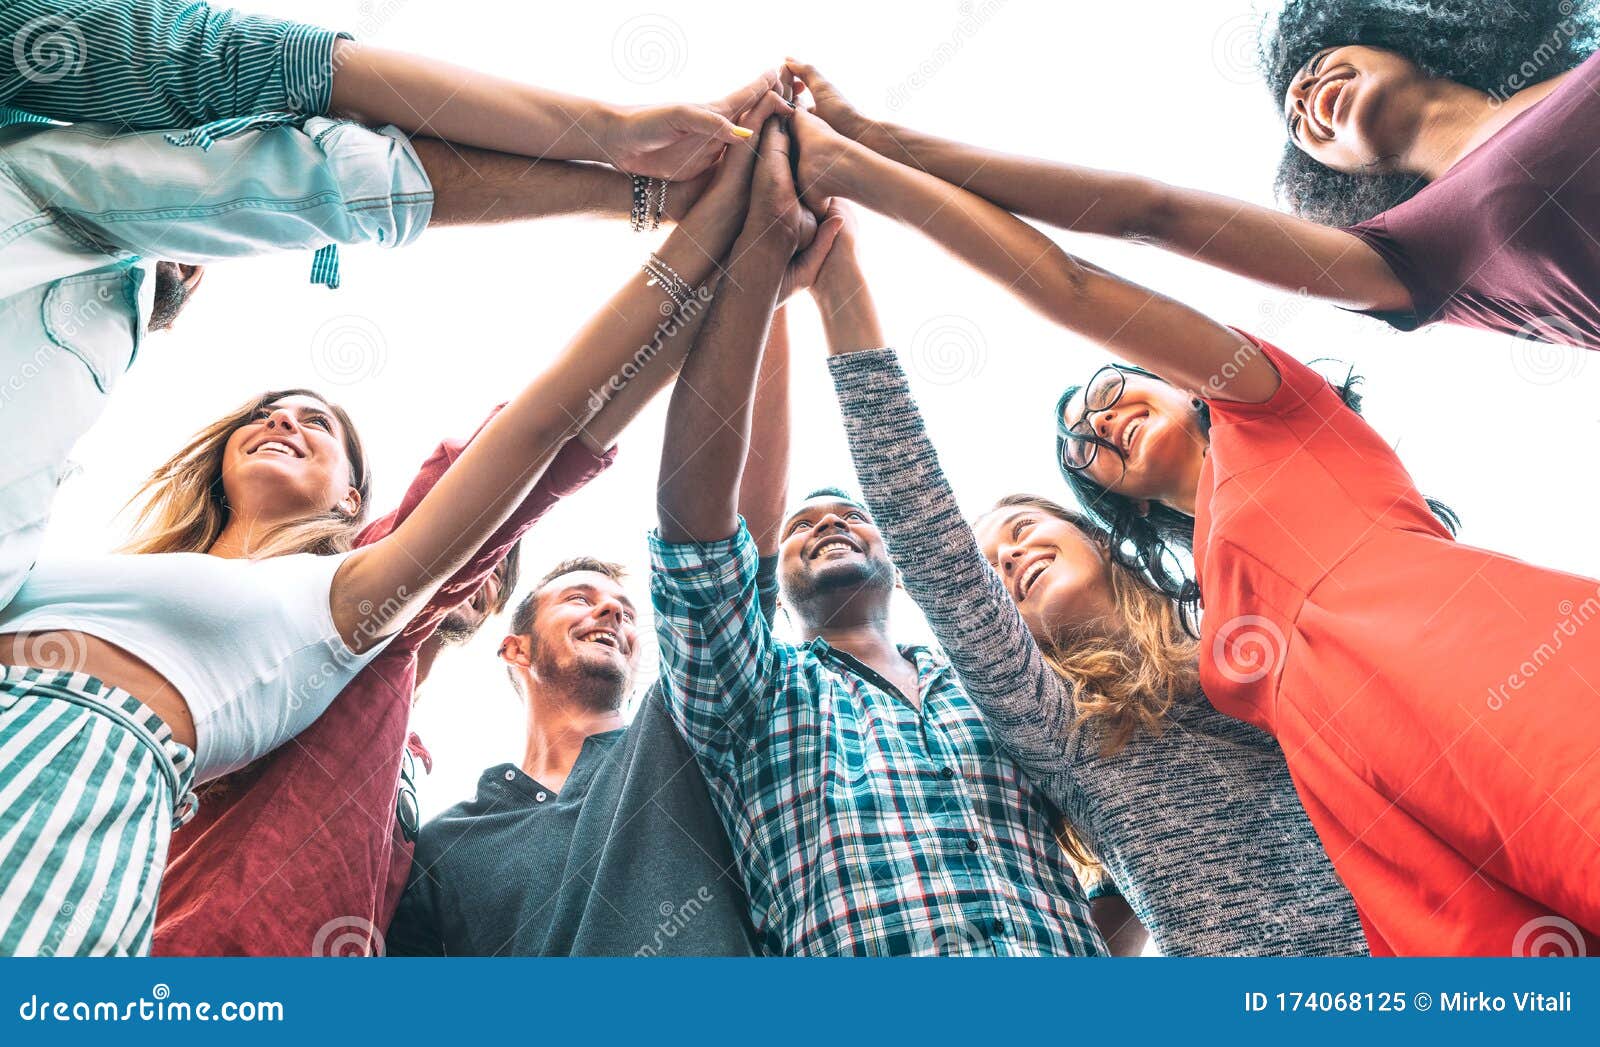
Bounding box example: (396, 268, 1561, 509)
(219, 394, 361, 523)
(974, 505, 1118, 643)
(522, 570, 640, 697)
(1283, 45, 1424, 173)
(1059, 369, 1206, 506)
(777, 495, 896, 623)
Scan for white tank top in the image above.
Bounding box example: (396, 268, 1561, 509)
(0, 550, 390, 780)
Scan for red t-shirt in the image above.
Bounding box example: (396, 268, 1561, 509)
(152, 417, 615, 956)
(1195, 333, 1600, 955)
(1345, 49, 1600, 346)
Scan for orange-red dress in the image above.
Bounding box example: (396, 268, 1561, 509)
(1195, 333, 1600, 957)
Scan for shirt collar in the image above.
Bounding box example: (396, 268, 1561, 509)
(802, 638, 951, 697)
(484, 726, 627, 799)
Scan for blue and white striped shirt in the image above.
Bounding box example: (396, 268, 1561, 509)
(1, 0, 345, 130)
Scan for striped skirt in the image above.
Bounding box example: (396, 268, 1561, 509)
(0, 666, 197, 956)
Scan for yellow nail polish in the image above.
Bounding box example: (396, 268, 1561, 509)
(732, 127, 754, 138)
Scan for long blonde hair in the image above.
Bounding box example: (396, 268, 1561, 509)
(990, 495, 1199, 868)
(120, 388, 370, 559)
(993, 494, 1199, 754)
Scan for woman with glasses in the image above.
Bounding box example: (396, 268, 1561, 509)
(785, 5, 1600, 354)
(787, 99, 1600, 956)
(814, 209, 1367, 956)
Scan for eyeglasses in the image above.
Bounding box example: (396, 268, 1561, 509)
(396, 748, 420, 843)
(1056, 365, 1129, 473)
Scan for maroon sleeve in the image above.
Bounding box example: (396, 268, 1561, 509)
(365, 407, 618, 651)
(1341, 212, 1427, 331)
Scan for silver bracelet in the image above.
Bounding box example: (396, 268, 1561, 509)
(630, 175, 667, 232)
(651, 178, 668, 228)
(643, 253, 695, 308)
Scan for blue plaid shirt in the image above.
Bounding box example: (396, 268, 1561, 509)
(650, 521, 1106, 956)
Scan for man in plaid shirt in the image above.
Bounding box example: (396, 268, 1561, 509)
(648, 118, 1106, 956)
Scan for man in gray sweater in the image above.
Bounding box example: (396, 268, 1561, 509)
(385, 556, 759, 957)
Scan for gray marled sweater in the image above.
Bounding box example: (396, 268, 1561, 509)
(828, 349, 1367, 957)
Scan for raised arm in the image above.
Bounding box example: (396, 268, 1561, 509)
(332, 44, 776, 180)
(648, 118, 808, 759)
(810, 217, 1084, 809)
(657, 122, 809, 544)
(737, 308, 793, 558)
(413, 139, 707, 229)
(790, 107, 1280, 403)
(786, 61, 1407, 314)
(333, 94, 788, 652)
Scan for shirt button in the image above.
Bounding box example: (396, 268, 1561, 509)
(503, 770, 515, 781)
(939, 766, 956, 779)
(965, 838, 980, 853)
(535, 791, 547, 802)
(991, 919, 1005, 936)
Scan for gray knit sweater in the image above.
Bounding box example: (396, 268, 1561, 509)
(828, 349, 1367, 957)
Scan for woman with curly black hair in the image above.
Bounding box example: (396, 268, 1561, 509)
(786, 2, 1600, 349)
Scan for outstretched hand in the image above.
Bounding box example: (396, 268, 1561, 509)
(781, 199, 849, 304)
(606, 69, 784, 180)
(684, 91, 796, 233)
(788, 104, 860, 212)
(785, 60, 872, 142)
(743, 117, 816, 255)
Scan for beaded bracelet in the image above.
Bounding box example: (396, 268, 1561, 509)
(630, 175, 668, 232)
(642, 253, 695, 309)
(651, 178, 668, 228)
(630, 175, 650, 232)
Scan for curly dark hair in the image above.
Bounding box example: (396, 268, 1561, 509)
(1056, 362, 1459, 635)
(1259, 0, 1600, 227)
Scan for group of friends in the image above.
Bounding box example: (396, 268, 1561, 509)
(1, 0, 1598, 958)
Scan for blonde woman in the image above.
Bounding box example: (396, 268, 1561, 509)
(0, 91, 785, 956)
(810, 216, 1366, 956)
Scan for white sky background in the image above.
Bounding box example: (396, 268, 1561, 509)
(39, 0, 1600, 818)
